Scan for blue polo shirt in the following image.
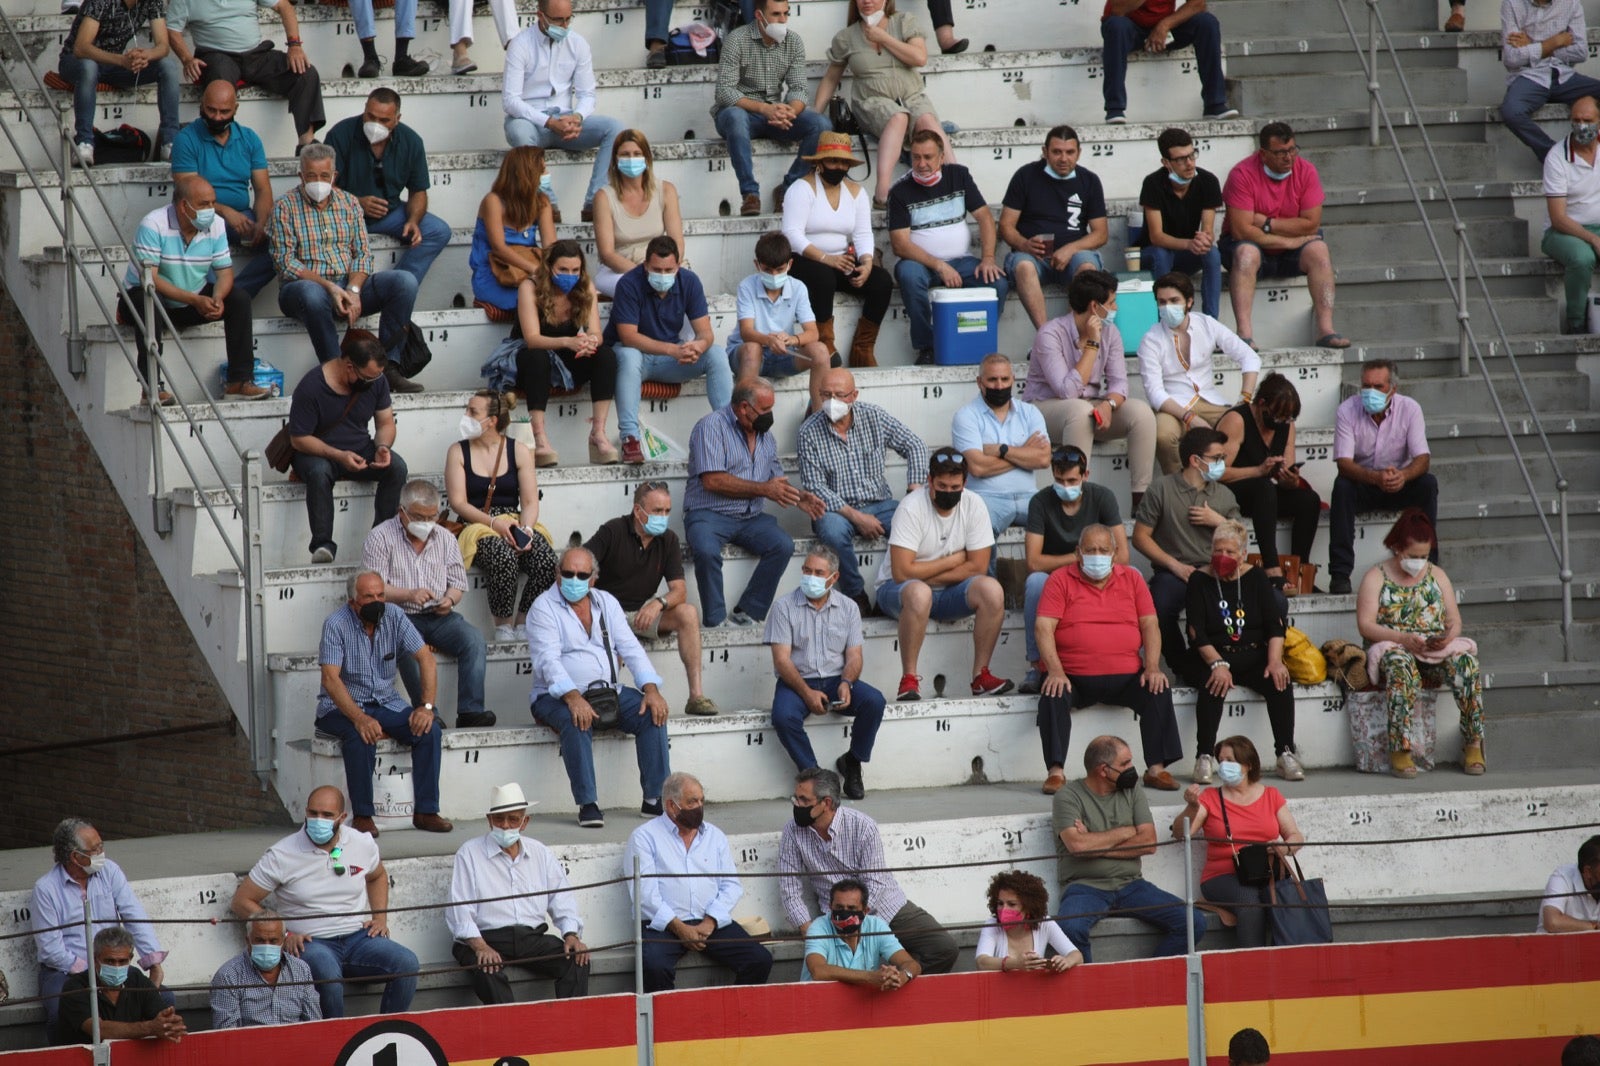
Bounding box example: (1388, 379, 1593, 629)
(726, 272, 816, 352)
(950, 393, 1049, 497)
(801, 913, 903, 981)
(604, 264, 710, 347)
(169, 118, 268, 215)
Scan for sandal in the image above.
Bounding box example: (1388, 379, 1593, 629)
(1462, 742, 1487, 775)
(1238, 336, 1258, 352)
(1390, 750, 1417, 779)
(1317, 332, 1352, 349)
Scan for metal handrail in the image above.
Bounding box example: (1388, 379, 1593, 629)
(1333, 0, 1574, 660)
(0, 10, 275, 776)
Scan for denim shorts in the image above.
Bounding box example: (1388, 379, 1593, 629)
(874, 576, 979, 621)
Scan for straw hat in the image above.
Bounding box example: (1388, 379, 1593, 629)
(487, 782, 532, 813)
(804, 132, 866, 167)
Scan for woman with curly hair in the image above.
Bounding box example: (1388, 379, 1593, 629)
(975, 870, 1082, 973)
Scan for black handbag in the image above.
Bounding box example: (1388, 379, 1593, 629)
(1216, 789, 1274, 887)
(395, 322, 433, 379)
(828, 95, 862, 137)
(583, 604, 622, 731)
(1267, 854, 1333, 946)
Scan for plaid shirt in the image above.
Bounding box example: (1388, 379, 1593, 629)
(316, 602, 424, 717)
(711, 21, 809, 114)
(361, 516, 468, 615)
(208, 951, 321, 1029)
(270, 184, 373, 284)
(797, 402, 930, 512)
(778, 805, 908, 930)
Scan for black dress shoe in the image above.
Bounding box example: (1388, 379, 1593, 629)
(456, 710, 497, 728)
(836, 752, 865, 800)
(358, 57, 381, 78)
(940, 38, 969, 54)
(1328, 575, 1352, 595)
(393, 55, 430, 77)
(384, 364, 424, 393)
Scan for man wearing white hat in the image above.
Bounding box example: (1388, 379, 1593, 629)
(445, 783, 590, 1003)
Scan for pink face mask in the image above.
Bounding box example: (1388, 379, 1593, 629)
(997, 906, 1026, 926)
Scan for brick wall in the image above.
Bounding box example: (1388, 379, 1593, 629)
(0, 278, 291, 849)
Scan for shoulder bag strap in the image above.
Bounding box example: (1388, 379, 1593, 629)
(1215, 788, 1240, 857)
(595, 597, 618, 689)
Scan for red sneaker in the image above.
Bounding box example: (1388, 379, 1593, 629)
(896, 674, 921, 701)
(621, 436, 645, 464)
(972, 669, 1014, 697)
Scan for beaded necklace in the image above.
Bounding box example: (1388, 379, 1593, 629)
(1215, 572, 1246, 643)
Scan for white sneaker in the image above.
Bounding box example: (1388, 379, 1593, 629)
(1276, 750, 1306, 781)
(493, 623, 520, 642)
(159, 142, 173, 163)
(1192, 754, 1215, 784)
(73, 142, 94, 168)
(310, 546, 334, 565)
(61, 0, 81, 11)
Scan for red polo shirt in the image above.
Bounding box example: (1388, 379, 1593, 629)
(1104, 0, 1176, 30)
(1037, 563, 1155, 675)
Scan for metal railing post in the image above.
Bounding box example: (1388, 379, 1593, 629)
(142, 274, 173, 535)
(633, 856, 644, 997)
(1455, 223, 1470, 378)
(633, 855, 655, 1066)
(60, 125, 85, 377)
(1184, 817, 1205, 1066)
(243, 449, 273, 786)
(1367, 0, 1380, 146)
(82, 897, 101, 1047)
(1558, 479, 1573, 661)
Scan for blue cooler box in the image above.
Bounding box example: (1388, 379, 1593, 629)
(217, 357, 285, 398)
(1114, 274, 1158, 352)
(931, 287, 999, 365)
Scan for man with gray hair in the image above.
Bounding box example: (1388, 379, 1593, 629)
(528, 546, 672, 828)
(778, 767, 959, 974)
(32, 820, 174, 1037)
(209, 910, 322, 1028)
(764, 547, 885, 798)
(55, 927, 186, 1046)
(314, 570, 452, 835)
(362, 479, 497, 730)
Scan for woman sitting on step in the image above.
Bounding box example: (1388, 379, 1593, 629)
(470, 147, 558, 313)
(591, 129, 685, 298)
(1355, 508, 1487, 779)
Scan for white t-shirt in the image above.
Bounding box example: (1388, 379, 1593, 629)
(247, 826, 382, 939)
(974, 919, 1079, 961)
(1537, 863, 1600, 932)
(875, 487, 995, 587)
(1543, 139, 1600, 228)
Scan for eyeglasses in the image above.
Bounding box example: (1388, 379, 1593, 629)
(1051, 446, 1087, 466)
(931, 450, 965, 466)
(1263, 144, 1299, 158)
(1166, 150, 1198, 164)
(559, 569, 593, 580)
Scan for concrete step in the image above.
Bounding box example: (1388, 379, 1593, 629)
(1305, 142, 1508, 189)
(1212, 0, 1441, 37)
(1230, 67, 1468, 117)
(1336, 296, 1554, 342)
(1328, 217, 1528, 264)
(1393, 370, 1595, 416)
(1430, 447, 1598, 495)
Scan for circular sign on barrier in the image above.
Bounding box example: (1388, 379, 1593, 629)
(332, 1019, 449, 1066)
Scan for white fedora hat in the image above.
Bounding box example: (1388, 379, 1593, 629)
(488, 782, 532, 813)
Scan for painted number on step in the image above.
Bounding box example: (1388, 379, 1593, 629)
(555, 402, 579, 417)
(1434, 808, 1459, 823)
(100, 106, 124, 120)
(1301, 445, 1329, 462)
(334, 21, 357, 34)
(11, 907, 30, 924)
(1321, 697, 1342, 713)
(198, 889, 217, 904)
(338, 499, 350, 513)
(842, 723, 852, 738)
(604, 10, 626, 22)
(1347, 809, 1372, 826)
(1225, 702, 1245, 718)
(745, 732, 764, 745)
(903, 835, 927, 851)
(857, 553, 871, 568)
(648, 399, 671, 412)
(923, 385, 943, 398)
(934, 719, 950, 732)
(740, 847, 759, 863)
(1089, 143, 1114, 158)
(1526, 801, 1548, 817)
(467, 94, 490, 108)
(709, 648, 730, 663)
(1265, 288, 1289, 303)
(1085, 63, 1100, 78)
(1001, 71, 1025, 85)
(1212, 371, 1225, 387)
(992, 147, 1012, 161)
(463, 750, 481, 764)
(643, 87, 663, 100)
(471, 575, 488, 589)
(1000, 828, 1025, 848)
(707, 158, 727, 172)
(1180, 59, 1195, 74)
(277, 586, 295, 600)
(1295, 366, 1320, 381)
(515, 661, 532, 675)
(147, 183, 169, 198)
(966, 0, 989, 8)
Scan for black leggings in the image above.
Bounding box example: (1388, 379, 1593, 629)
(515, 344, 618, 411)
(1192, 646, 1296, 756)
(788, 254, 894, 324)
(1227, 475, 1321, 571)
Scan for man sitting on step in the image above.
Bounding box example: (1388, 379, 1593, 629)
(999, 125, 1109, 330)
(1541, 97, 1600, 334)
(1537, 833, 1600, 933)
(952, 353, 1053, 536)
(1100, 0, 1235, 125)
(169, 81, 277, 299)
(728, 231, 833, 411)
(1498, 0, 1600, 161)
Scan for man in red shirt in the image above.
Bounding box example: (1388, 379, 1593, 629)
(1101, 0, 1234, 124)
(1034, 523, 1183, 795)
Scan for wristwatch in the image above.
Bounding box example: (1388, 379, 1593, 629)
(1107, 398, 1120, 411)
(421, 702, 435, 711)
(998, 444, 1010, 460)
(655, 596, 669, 610)
(1262, 218, 1273, 234)
(347, 284, 362, 295)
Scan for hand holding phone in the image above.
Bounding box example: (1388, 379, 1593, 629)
(509, 524, 533, 551)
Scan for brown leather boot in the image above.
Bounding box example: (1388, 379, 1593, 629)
(816, 317, 837, 360)
(849, 318, 879, 368)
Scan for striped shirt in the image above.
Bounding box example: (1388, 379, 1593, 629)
(316, 602, 425, 718)
(712, 21, 809, 114)
(685, 404, 783, 518)
(270, 184, 373, 284)
(124, 205, 232, 306)
(778, 805, 908, 930)
(360, 516, 468, 616)
(208, 951, 321, 1029)
(763, 587, 862, 680)
(446, 833, 583, 942)
(798, 401, 928, 512)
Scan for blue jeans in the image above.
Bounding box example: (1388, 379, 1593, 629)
(1146, 244, 1222, 319)
(1005, 248, 1103, 293)
(771, 675, 886, 769)
(1023, 569, 1051, 663)
(277, 270, 418, 364)
(366, 204, 452, 283)
(1056, 879, 1204, 962)
(315, 700, 443, 816)
(531, 687, 671, 807)
(290, 444, 409, 558)
(297, 927, 419, 1018)
(684, 509, 792, 627)
(893, 256, 1011, 352)
(875, 575, 980, 621)
(1502, 71, 1600, 160)
(351, 0, 416, 39)
(613, 343, 734, 439)
(397, 609, 487, 718)
(973, 489, 1034, 535)
(58, 51, 181, 148)
(813, 498, 900, 597)
(503, 112, 624, 207)
(1100, 11, 1226, 117)
(226, 210, 277, 298)
(713, 106, 831, 197)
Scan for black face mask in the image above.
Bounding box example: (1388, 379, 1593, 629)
(673, 806, 705, 831)
(357, 601, 385, 624)
(931, 488, 963, 511)
(203, 114, 232, 135)
(982, 385, 1013, 409)
(750, 411, 775, 435)
(818, 167, 849, 186)
(351, 374, 374, 391)
(830, 909, 864, 932)
(1112, 766, 1139, 791)
(793, 802, 819, 828)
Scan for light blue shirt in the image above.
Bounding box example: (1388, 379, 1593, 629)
(525, 584, 663, 703)
(727, 272, 816, 353)
(624, 815, 743, 931)
(165, 0, 276, 53)
(31, 861, 166, 974)
(801, 913, 903, 980)
(950, 393, 1049, 498)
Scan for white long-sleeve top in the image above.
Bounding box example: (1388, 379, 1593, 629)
(1137, 311, 1260, 414)
(782, 176, 876, 260)
(446, 833, 582, 941)
(502, 26, 598, 124)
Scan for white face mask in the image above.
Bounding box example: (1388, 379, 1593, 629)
(1400, 556, 1428, 576)
(407, 520, 436, 540)
(362, 121, 391, 145)
(760, 14, 789, 41)
(823, 397, 851, 423)
(303, 180, 333, 203)
(862, 9, 885, 25)
(459, 414, 485, 440)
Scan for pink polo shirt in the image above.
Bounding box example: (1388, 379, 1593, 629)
(1222, 154, 1325, 222)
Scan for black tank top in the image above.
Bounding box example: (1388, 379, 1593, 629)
(1228, 403, 1285, 469)
(459, 438, 521, 512)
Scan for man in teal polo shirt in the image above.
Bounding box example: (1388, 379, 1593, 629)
(326, 87, 451, 284)
(170, 80, 276, 297)
(801, 879, 921, 987)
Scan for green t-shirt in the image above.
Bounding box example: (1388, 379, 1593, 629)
(1052, 779, 1153, 890)
(1132, 472, 1240, 569)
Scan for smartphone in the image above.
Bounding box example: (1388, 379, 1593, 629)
(509, 525, 533, 550)
(1286, 462, 1304, 473)
(827, 699, 848, 710)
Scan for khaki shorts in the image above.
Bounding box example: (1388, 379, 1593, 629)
(630, 612, 662, 641)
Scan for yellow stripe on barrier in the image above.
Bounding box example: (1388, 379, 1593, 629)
(450, 1050, 638, 1066)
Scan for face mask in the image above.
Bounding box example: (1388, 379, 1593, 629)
(1047, 165, 1076, 181)
(203, 114, 232, 135)
(911, 168, 942, 187)
(1167, 169, 1193, 186)
(1080, 553, 1113, 581)
(303, 180, 332, 203)
(490, 826, 522, 849)
(759, 14, 789, 41)
(350, 373, 373, 391)
(1053, 482, 1082, 503)
(750, 411, 775, 435)
(543, 21, 569, 42)
(362, 121, 391, 145)
(823, 397, 851, 423)
(673, 806, 705, 831)
(831, 908, 864, 932)
(760, 270, 788, 291)
(931, 488, 962, 511)
(647, 271, 677, 293)
(981, 385, 1012, 409)
(250, 944, 283, 971)
(1264, 165, 1293, 181)
(1574, 123, 1599, 146)
(357, 601, 385, 625)
(1211, 552, 1240, 579)
(560, 576, 590, 603)
(799, 574, 830, 600)
(551, 272, 581, 294)
(617, 156, 648, 179)
(1217, 760, 1244, 786)
(406, 520, 436, 540)
(819, 167, 849, 186)
(538, 174, 553, 194)
(1399, 556, 1428, 576)
(997, 905, 1026, 926)
(98, 964, 129, 988)
(79, 851, 108, 875)
(191, 206, 216, 230)
(642, 513, 670, 536)
(459, 414, 486, 440)
(305, 817, 337, 845)
(1359, 387, 1389, 414)
(792, 802, 819, 828)
(1158, 303, 1187, 329)
(1113, 766, 1139, 791)
(862, 9, 884, 26)
(1100, 308, 1118, 325)
(1201, 458, 1225, 482)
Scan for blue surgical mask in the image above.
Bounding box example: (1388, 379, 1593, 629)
(539, 174, 553, 194)
(544, 22, 569, 42)
(760, 270, 788, 291)
(642, 513, 669, 536)
(647, 271, 677, 293)
(617, 156, 648, 179)
(552, 272, 580, 294)
(799, 574, 830, 600)
(98, 963, 129, 988)
(490, 826, 522, 849)
(1204, 458, 1226, 482)
(1217, 759, 1244, 786)
(192, 207, 216, 229)
(1047, 165, 1076, 181)
(1053, 482, 1082, 502)
(1264, 165, 1293, 181)
(1079, 553, 1113, 580)
(1159, 303, 1187, 329)
(560, 576, 590, 603)
(1101, 308, 1117, 325)
(1359, 387, 1389, 414)
(1167, 170, 1193, 186)
(305, 817, 336, 845)
(250, 944, 283, 971)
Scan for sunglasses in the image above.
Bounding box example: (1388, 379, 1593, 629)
(1052, 446, 1087, 465)
(559, 569, 593, 580)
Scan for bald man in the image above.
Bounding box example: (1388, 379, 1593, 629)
(798, 368, 931, 610)
(120, 176, 270, 403)
(170, 80, 277, 298)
